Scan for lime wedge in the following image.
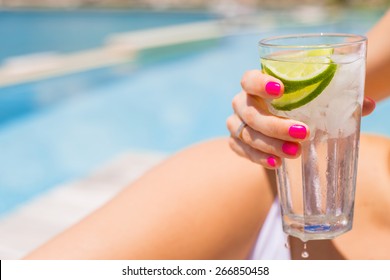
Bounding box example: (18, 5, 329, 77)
(261, 48, 337, 111)
(270, 65, 336, 111)
(262, 48, 335, 93)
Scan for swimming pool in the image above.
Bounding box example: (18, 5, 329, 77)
(0, 9, 216, 63)
(0, 9, 388, 216)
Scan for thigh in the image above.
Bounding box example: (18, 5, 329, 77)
(25, 138, 277, 260)
(290, 134, 390, 259)
(333, 134, 390, 259)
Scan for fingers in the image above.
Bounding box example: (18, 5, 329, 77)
(231, 91, 310, 142)
(228, 136, 281, 168)
(240, 69, 284, 99)
(362, 96, 376, 116)
(227, 113, 303, 168)
(228, 70, 309, 169)
(230, 69, 375, 170)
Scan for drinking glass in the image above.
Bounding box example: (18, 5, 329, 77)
(259, 34, 367, 241)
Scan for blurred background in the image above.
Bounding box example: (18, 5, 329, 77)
(0, 1, 389, 229)
(0, 0, 389, 9)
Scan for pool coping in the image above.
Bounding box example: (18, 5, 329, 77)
(0, 20, 226, 87)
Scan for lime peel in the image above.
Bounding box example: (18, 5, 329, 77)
(270, 64, 337, 111)
(262, 49, 335, 94)
(262, 62, 335, 94)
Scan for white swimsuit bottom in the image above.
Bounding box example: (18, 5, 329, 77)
(248, 198, 291, 260)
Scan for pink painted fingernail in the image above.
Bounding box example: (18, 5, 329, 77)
(267, 156, 277, 167)
(282, 142, 299, 156)
(289, 125, 307, 139)
(265, 81, 281, 96)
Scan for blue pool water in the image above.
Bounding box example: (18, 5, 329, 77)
(0, 9, 216, 63)
(0, 9, 389, 216)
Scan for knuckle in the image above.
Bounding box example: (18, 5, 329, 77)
(231, 94, 241, 111)
(240, 71, 250, 89)
(228, 137, 238, 151)
(242, 107, 257, 127)
(226, 116, 235, 132)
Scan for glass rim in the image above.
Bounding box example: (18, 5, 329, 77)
(258, 33, 367, 49)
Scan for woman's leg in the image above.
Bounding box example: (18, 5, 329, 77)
(289, 134, 390, 259)
(24, 134, 390, 260)
(333, 133, 390, 259)
(24, 138, 277, 260)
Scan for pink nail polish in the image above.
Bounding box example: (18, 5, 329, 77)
(282, 142, 299, 156)
(265, 81, 281, 96)
(267, 156, 277, 167)
(289, 125, 307, 139)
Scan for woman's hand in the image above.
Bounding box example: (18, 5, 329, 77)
(226, 70, 376, 169)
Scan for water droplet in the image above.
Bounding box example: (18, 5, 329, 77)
(301, 250, 309, 258)
(340, 218, 348, 226)
(301, 243, 309, 259)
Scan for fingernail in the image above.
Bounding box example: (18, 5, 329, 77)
(289, 125, 307, 139)
(282, 142, 299, 156)
(265, 81, 281, 96)
(365, 96, 377, 107)
(267, 156, 277, 167)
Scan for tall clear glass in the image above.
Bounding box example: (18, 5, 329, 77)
(259, 34, 367, 241)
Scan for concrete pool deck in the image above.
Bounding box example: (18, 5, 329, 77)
(0, 151, 166, 259)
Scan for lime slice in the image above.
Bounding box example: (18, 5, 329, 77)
(261, 48, 337, 111)
(270, 65, 336, 111)
(262, 48, 335, 93)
